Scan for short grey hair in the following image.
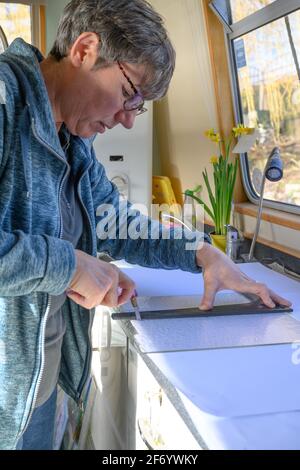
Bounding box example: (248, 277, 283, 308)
(49, 0, 176, 100)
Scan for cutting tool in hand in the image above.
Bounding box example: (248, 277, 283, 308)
(130, 290, 141, 320)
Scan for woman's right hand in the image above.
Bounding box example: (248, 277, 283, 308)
(66, 249, 136, 309)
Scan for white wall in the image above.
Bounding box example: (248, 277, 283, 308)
(150, 0, 218, 205)
(45, 0, 68, 53)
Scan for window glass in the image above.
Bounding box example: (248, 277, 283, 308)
(234, 10, 300, 205)
(211, 0, 277, 26)
(0, 3, 31, 45)
(230, 0, 277, 23)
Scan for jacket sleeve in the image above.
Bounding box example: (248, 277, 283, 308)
(89, 147, 211, 273)
(0, 230, 76, 297)
(0, 102, 76, 297)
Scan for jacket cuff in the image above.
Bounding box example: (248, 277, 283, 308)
(37, 236, 77, 295)
(172, 230, 212, 273)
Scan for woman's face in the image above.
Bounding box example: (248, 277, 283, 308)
(60, 60, 146, 138)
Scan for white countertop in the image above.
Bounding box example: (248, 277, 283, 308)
(114, 260, 300, 449)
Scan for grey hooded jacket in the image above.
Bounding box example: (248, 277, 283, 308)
(0, 39, 209, 449)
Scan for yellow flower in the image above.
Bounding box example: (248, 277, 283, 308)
(232, 124, 254, 137)
(211, 133, 221, 143)
(204, 129, 221, 143)
(204, 128, 215, 138)
(210, 155, 219, 164)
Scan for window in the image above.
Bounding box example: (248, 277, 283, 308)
(0, 3, 32, 44)
(0, 1, 45, 54)
(210, 0, 300, 213)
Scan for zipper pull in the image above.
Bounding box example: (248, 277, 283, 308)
(78, 397, 84, 413)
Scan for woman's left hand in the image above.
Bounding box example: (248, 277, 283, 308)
(196, 242, 292, 310)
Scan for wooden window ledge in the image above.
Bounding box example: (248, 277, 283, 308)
(234, 202, 300, 259)
(205, 202, 300, 259)
(234, 202, 300, 231)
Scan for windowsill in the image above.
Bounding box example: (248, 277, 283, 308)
(205, 203, 300, 259)
(234, 202, 300, 231)
(234, 202, 300, 259)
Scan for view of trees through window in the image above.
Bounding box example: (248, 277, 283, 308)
(230, 0, 276, 23)
(0, 2, 31, 45)
(233, 8, 300, 205)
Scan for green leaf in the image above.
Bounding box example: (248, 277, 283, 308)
(187, 193, 215, 222)
(191, 184, 202, 194)
(224, 158, 238, 224)
(184, 185, 202, 197)
(203, 170, 216, 214)
(225, 138, 232, 159)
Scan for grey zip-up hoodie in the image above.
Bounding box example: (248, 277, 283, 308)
(0, 39, 209, 449)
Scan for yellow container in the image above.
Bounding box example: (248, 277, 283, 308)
(152, 176, 178, 206)
(210, 233, 227, 253)
(152, 176, 181, 220)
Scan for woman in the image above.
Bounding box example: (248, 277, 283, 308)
(0, 0, 290, 450)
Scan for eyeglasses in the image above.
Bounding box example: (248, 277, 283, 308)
(117, 61, 147, 115)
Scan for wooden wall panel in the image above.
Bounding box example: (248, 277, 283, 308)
(202, 0, 247, 203)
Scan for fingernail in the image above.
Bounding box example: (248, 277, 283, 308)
(199, 304, 211, 311)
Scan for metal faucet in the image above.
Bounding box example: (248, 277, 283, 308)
(225, 225, 243, 261)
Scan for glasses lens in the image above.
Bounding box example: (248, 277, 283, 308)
(124, 93, 144, 111)
(136, 107, 147, 116)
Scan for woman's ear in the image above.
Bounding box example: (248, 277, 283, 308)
(69, 32, 100, 69)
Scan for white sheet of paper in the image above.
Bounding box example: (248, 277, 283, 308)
(115, 262, 300, 352)
(130, 297, 300, 353)
(121, 292, 251, 313)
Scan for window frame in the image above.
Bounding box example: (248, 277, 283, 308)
(0, 24, 8, 49)
(221, 0, 300, 215)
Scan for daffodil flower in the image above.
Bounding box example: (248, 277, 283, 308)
(232, 124, 254, 137)
(210, 155, 219, 164)
(204, 129, 221, 143)
(211, 133, 221, 143)
(204, 129, 215, 138)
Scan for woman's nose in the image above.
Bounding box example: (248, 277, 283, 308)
(114, 109, 137, 129)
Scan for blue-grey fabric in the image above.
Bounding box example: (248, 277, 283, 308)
(35, 128, 84, 408)
(17, 387, 57, 450)
(0, 38, 209, 449)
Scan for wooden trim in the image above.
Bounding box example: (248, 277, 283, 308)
(39, 5, 46, 56)
(202, 0, 247, 204)
(202, 1, 234, 139)
(31, 4, 46, 55)
(243, 232, 300, 260)
(235, 202, 300, 231)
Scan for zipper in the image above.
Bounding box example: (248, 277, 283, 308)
(18, 295, 53, 441)
(15, 118, 70, 443)
(75, 160, 94, 406)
